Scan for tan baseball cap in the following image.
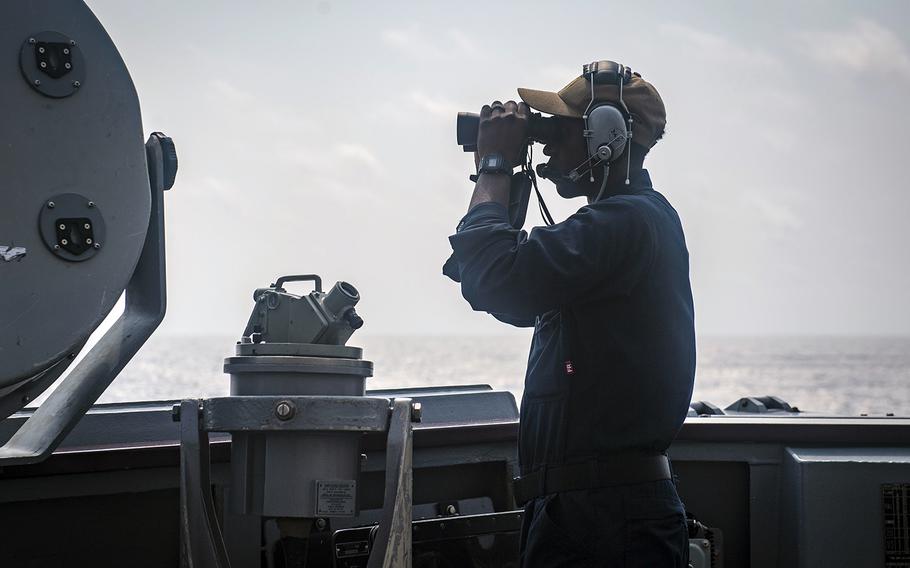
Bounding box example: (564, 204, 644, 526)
(518, 64, 666, 149)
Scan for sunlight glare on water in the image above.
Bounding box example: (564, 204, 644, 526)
(89, 334, 910, 417)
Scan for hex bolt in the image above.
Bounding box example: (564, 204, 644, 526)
(93, 243, 101, 249)
(410, 401, 422, 423)
(64, 62, 71, 70)
(275, 400, 295, 420)
(38, 47, 45, 54)
(63, 48, 70, 55)
(40, 62, 47, 68)
(445, 504, 457, 515)
(315, 518, 327, 531)
(58, 224, 66, 230)
(85, 238, 93, 245)
(28, 38, 36, 44)
(87, 201, 95, 207)
(60, 238, 68, 245)
(70, 40, 77, 46)
(73, 80, 81, 88)
(34, 79, 41, 86)
(701, 540, 710, 549)
(84, 223, 91, 229)
(47, 201, 55, 208)
(53, 244, 60, 250)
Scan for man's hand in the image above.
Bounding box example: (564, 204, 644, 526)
(475, 100, 530, 169)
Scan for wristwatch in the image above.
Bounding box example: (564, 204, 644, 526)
(478, 153, 512, 176)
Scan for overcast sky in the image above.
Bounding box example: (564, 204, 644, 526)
(86, 0, 910, 337)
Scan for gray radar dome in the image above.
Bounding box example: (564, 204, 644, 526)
(0, 0, 176, 464)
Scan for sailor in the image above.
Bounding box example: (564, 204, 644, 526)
(445, 63, 695, 566)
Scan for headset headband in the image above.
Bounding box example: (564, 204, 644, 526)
(583, 61, 632, 86)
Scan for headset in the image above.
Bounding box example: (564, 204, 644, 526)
(578, 60, 634, 201)
(537, 60, 635, 203)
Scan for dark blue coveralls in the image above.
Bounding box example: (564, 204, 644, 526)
(446, 170, 695, 567)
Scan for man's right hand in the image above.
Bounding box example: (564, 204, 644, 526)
(475, 100, 530, 169)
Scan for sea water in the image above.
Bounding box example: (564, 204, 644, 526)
(92, 334, 910, 416)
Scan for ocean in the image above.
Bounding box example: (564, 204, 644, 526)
(87, 334, 910, 417)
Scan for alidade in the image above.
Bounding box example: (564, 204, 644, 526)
(225, 274, 374, 519)
(241, 274, 364, 347)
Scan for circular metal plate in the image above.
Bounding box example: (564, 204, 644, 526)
(224, 356, 374, 377)
(37, 193, 107, 262)
(19, 31, 86, 99)
(234, 342, 363, 359)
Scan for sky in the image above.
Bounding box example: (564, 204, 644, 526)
(85, 0, 910, 337)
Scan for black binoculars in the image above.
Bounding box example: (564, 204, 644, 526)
(456, 111, 559, 153)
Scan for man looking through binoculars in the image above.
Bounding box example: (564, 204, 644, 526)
(445, 62, 696, 567)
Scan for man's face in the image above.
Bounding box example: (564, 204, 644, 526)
(541, 116, 603, 199)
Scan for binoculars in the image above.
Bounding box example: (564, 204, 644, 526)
(456, 111, 559, 152)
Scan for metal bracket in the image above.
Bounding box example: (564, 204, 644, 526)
(179, 400, 231, 568)
(199, 396, 392, 432)
(178, 396, 414, 568)
(0, 354, 82, 421)
(367, 398, 413, 568)
(0, 134, 170, 466)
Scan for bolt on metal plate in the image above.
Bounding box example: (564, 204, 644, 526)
(275, 400, 296, 420)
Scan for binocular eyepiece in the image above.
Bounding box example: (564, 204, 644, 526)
(456, 111, 559, 153)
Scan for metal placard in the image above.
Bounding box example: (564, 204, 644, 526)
(316, 480, 357, 517)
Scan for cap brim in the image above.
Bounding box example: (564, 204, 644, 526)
(517, 88, 582, 118)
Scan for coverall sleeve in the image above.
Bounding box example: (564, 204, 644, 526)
(489, 311, 537, 328)
(447, 200, 654, 319)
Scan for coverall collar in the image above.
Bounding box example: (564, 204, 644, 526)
(597, 168, 653, 201)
